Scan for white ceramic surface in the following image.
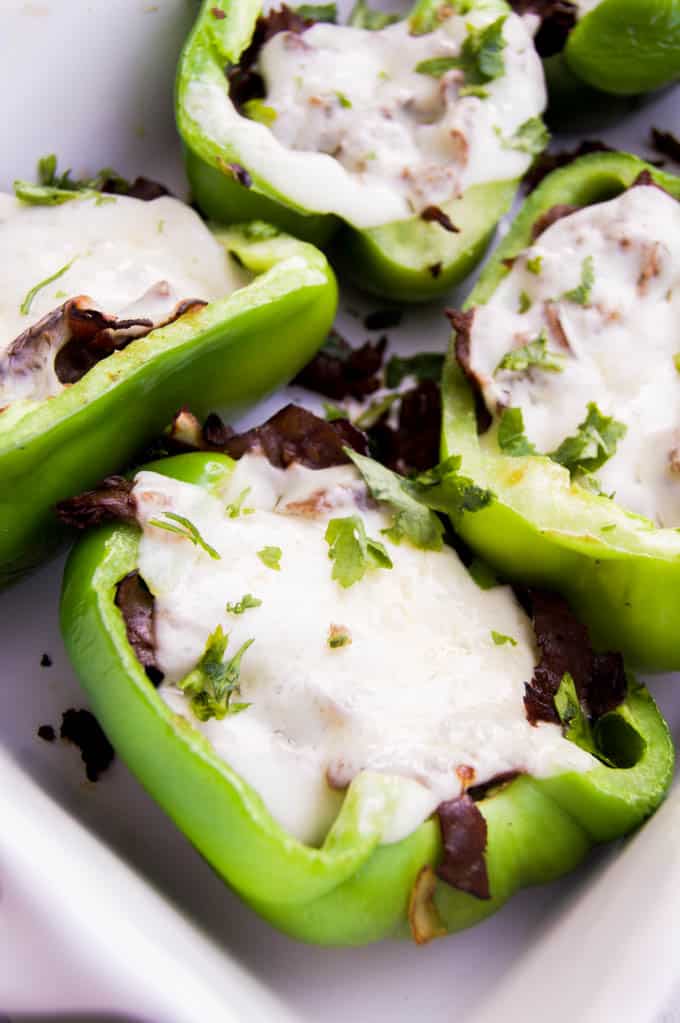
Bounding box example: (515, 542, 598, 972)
(1, 3, 679, 1021)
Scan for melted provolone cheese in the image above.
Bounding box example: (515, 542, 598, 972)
(468, 184, 680, 525)
(134, 455, 593, 847)
(0, 192, 242, 403)
(185, 9, 545, 227)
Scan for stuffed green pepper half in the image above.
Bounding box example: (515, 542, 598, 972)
(59, 405, 672, 945)
(509, 1, 680, 104)
(176, 0, 550, 301)
(0, 179, 336, 585)
(443, 152, 680, 670)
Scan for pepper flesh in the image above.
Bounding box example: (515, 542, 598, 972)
(60, 450, 672, 945)
(0, 225, 336, 585)
(441, 152, 680, 671)
(176, 0, 536, 301)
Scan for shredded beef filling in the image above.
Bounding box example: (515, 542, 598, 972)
(226, 5, 313, 112)
(508, 1, 577, 57)
(115, 572, 163, 686)
(60, 708, 115, 782)
(367, 379, 441, 475)
(293, 330, 387, 401)
(447, 307, 491, 434)
(524, 590, 626, 726)
(206, 403, 369, 468)
(56, 475, 137, 528)
(436, 794, 490, 899)
(420, 206, 460, 233)
(530, 202, 580, 241)
(363, 308, 403, 331)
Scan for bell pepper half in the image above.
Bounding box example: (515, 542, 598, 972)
(175, 0, 545, 302)
(442, 151, 680, 671)
(511, 0, 680, 108)
(0, 215, 336, 586)
(60, 446, 672, 946)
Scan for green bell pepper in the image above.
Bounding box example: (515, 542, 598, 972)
(522, 0, 680, 110)
(441, 151, 680, 671)
(0, 222, 336, 586)
(176, 0, 540, 302)
(60, 450, 672, 946)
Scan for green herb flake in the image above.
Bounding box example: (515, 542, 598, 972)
(526, 254, 542, 275)
(355, 393, 399, 429)
(242, 99, 278, 127)
(497, 407, 536, 457)
(335, 91, 352, 108)
(384, 351, 444, 388)
(328, 624, 352, 648)
(346, 449, 492, 547)
(408, 0, 454, 36)
(550, 402, 626, 475)
(226, 487, 255, 518)
(601, 523, 616, 533)
(148, 512, 221, 560)
(178, 625, 253, 722)
(226, 594, 262, 614)
(257, 546, 282, 571)
(467, 557, 499, 590)
(325, 515, 393, 588)
(491, 630, 517, 646)
(20, 255, 78, 316)
(496, 331, 564, 375)
(157, 219, 165, 234)
(495, 116, 549, 155)
(348, 0, 399, 29)
(672, 353, 680, 373)
(295, 1, 337, 20)
(459, 84, 489, 98)
(416, 16, 506, 84)
(14, 153, 129, 207)
(518, 290, 532, 313)
(562, 254, 595, 306)
(323, 402, 349, 422)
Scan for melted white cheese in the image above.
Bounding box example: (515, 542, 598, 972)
(185, 9, 545, 227)
(468, 184, 680, 525)
(134, 455, 593, 848)
(0, 192, 242, 402)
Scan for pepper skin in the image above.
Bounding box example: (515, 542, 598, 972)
(176, 0, 535, 302)
(0, 225, 336, 586)
(60, 451, 672, 946)
(441, 152, 680, 672)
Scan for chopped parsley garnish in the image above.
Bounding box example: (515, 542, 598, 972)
(348, 0, 399, 28)
(178, 626, 253, 721)
(242, 99, 278, 126)
(674, 353, 680, 373)
(518, 290, 532, 313)
(384, 351, 444, 388)
(323, 402, 349, 422)
(562, 255, 595, 306)
(409, 0, 455, 36)
(226, 487, 254, 518)
(295, 2, 337, 20)
(601, 523, 616, 532)
(20, 256, 78, 315)
(328, 624, 352, 648)
(416, 16, 506, 85)
(355, 394, 399, 429)
(257, 546, 282, 571)
(549, 403, 626, 475)
(526, 254, 542, 275)
(148, 512, 221, 559)
(467, 557, 499, 590)
(335, 91, 352, 108)
(496, 332, 564, 375)
(497, 407, 536, 457)
(491, 630, 517, 646)
(346, 449, 492, 546)
(553, 672, 612, 763)
(14, 153, 120, 206)
(325, 515, 393, 588)
(226, 594, 262, 614)
(495, 117, 549, 156)
(459, 84, 489, 98)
